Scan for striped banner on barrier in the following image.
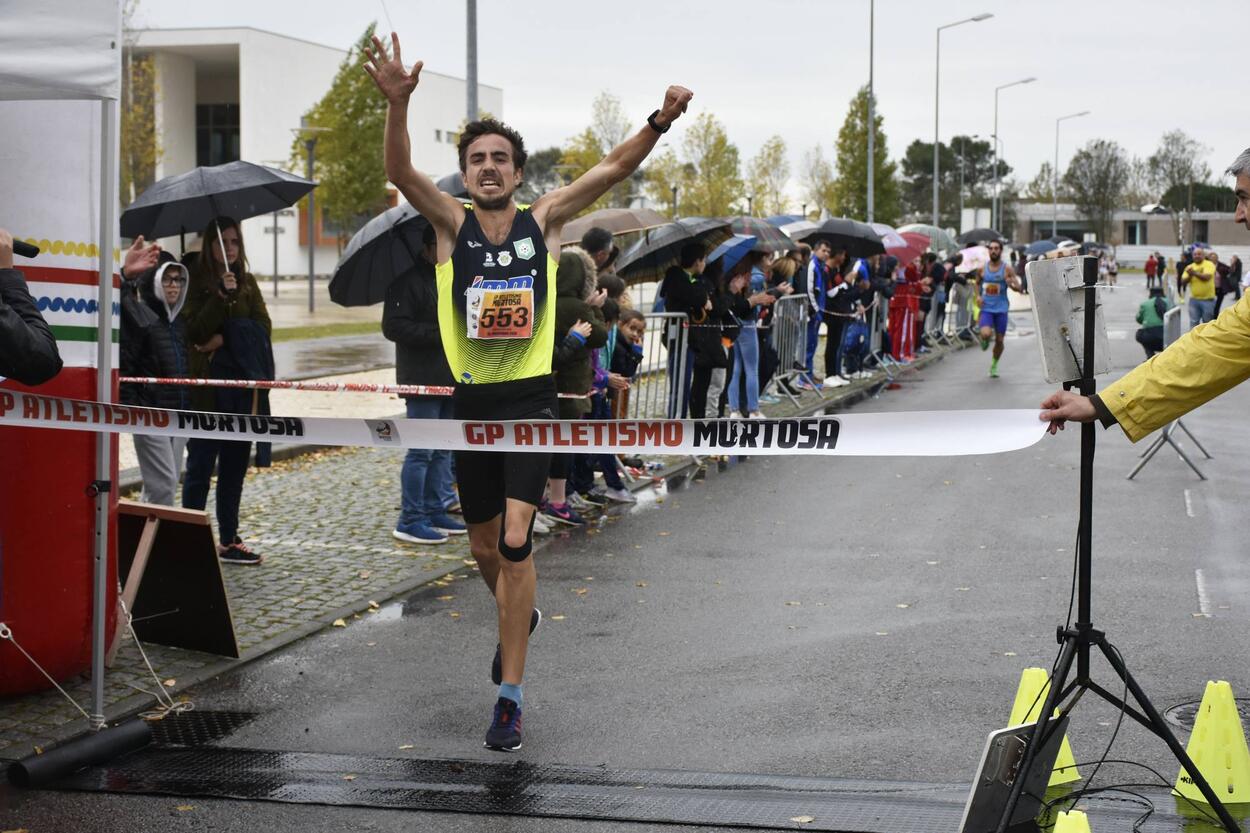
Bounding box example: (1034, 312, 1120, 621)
(0, 391, 1048, 457)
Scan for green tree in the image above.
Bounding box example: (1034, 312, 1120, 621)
(831, 86, 899, 224)
(745, 135, 790, 217)
(120, 0, 160, 207)
(556, 92, 639, 213)
(897, 135, 1000, 226)
(1024, 162, 1058, 202)
(517, 146, 564, 204)
(1147, 130, 1212, 242)
(800, 144, 836, 218)
(643, 147, 693, 217)
(1064, 139, 1131, 243)
(291, 24, 389, 250)
(641, 112, 742, 217)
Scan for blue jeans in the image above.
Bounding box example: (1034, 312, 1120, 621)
(805, 314, 821, 373)
(728, 322, 759, 413)
(399, 397, 455, 526)
(1188, 298, 1216, 330)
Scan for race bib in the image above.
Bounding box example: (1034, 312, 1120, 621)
(466, 286, 534, 340)
(984, 283, 1001, 296)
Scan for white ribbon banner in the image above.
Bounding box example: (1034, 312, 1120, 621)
(0, 392, 1048, 457)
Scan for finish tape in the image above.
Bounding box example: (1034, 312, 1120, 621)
(0, 391, 1048, 457)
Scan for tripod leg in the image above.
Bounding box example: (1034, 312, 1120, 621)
(1097, 640, 1243, 833)
(1177, 418, 1214, 460)
(995, 637, 1080, 833)
(1127, 432, 1169, 480)
(1165, 433, 1208, 481)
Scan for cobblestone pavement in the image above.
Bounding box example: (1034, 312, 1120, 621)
(3, 334, 971, 759)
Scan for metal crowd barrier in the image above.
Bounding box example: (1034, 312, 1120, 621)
(616, 312, 690, 420)
(767, 295, 821, 403)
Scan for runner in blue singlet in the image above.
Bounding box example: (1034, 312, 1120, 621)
(977, 240, 1022, 378)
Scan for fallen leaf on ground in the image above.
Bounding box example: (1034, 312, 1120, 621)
(175, 805, 195, 811)
(343, 774, 356, 781)
(896, 603, 910, 609)
(290, 597, 303, 605)
(163, 678, 176, 687)
(332, 618, 347, 628)
(956, 587, 971, 592)
(785, 601, 801, 607)
(462, 559, 476, 566)
(368, 600, 380, 609)
(398, 744, 415, 750)
(366, 642, 377, 647)
(449, 611, 462, 619)
(636, 581, 648, 588)
(573, 588, 589, 596)
(1004, 651, 1017, 656)
(876, 632, 889, 636)
(358, 570, 372, 579)
(926, 560, 939, 566)
(791, 815, 816, 824)
(584, 576, 594, 581)
(436, 595, 455, 602)
(658, 531, 670, 536)
(550, 614, 566, 621)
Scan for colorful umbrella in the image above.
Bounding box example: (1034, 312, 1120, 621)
(707, 234, 757, 274)
(729, 217, 795, 253)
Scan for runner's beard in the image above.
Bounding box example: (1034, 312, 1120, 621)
(473, 190, 513, 211)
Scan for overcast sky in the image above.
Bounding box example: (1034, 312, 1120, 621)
(135, 0, 1249, 196)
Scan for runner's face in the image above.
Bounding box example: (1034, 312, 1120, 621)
(988, 243, 1002, 263)
(464, 134, 521, 210)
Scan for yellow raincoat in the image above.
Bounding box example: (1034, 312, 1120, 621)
(1100, 293, 1250, 442)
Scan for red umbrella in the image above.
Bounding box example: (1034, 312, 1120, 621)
(887, 231, 931, 265)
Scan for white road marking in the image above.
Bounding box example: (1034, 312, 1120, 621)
(1195, 569, 1213, 618)
(1107, 330, 1129, 340)
(1184, 489, 1195, 518)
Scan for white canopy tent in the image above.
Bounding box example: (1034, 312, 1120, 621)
(0, 0, 123, 727)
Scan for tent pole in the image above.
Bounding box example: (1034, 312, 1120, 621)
(91, 97, 119, 731)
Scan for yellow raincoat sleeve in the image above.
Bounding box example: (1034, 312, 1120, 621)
(1100, 294, 1250, 442)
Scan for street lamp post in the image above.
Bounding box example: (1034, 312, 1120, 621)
(1053, 110, 1091, 237)
(292, 119, 330, 314)
(671, 184, 678, 219)
(933, 12, 993, 227)
(992, 76, 1036, 229)
(866, 0, 874, 223)
(958, 134, 980, 227)
(466, 0, 478, 123)
(747, 195, 754, 217)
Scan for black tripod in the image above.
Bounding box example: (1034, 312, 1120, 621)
(994, 257, 1241, 833)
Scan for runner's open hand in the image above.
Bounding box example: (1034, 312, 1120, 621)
(656, 85, 694, 128)
(363, 33, 422, 104)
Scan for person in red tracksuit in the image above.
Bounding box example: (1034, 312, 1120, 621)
(890, 260, 924, 361)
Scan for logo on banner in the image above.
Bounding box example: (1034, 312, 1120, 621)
(514, 237, 536, 260)
(367, 419, 398, 443)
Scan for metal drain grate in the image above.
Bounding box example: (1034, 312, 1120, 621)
(1164, 699, 1250, 732)
(45, 746, 1228, 832)
(147, 710, 257, 747)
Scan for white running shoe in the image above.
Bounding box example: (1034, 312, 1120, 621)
(531, 513, 552, 534)
(602, 486, 638, 504)
(825, 376, 850, 387)
(748, 411, 765, 419)
(728, 411, 744, 419)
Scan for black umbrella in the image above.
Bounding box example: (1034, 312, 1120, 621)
(120, 161, 316, 240)
(728, 217, 795, 253)
(328, 173, 469, 307)
(617, 217, 734, 284)
(796, 217, 885, 258)
(956, 227, 1008, 246)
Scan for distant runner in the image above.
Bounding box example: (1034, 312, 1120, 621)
(366, 32, 691, 752)
(977, 241, 1022, 378)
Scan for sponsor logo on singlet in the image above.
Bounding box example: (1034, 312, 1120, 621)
(468, 275, 535, 291)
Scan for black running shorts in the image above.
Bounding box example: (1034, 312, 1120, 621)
(452, 375, 558, 525)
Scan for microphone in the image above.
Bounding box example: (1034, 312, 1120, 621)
(12, 239, 39, 258)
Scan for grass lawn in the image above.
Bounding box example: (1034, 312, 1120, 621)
(271, 321, 380, 343)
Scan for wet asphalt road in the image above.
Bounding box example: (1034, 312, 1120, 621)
(5, 275, 1249, 832)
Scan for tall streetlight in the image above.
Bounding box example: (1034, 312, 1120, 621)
(466, 0, 478, 123)
(1053, 110, 1091, 237)
(292, 119, 330, 314)
(866, 0, 875, 223)
(933, 12, 993, 227)
(991, 76, 1036, 229)
(958, 133, 980, 226)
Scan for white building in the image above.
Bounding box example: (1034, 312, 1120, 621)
(127, 27, 503, 276)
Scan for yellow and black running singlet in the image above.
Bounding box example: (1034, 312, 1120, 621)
(435, 205, 557, 384)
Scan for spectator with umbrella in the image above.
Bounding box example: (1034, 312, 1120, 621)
(382, 222, 465, 545)
(181, 216, 272, 565)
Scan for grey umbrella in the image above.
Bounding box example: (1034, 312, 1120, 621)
(796, 217, 885, 258)
(616, 217, 734, 284)
(120, 161, 316, 240)
(328, 174, 469, 307)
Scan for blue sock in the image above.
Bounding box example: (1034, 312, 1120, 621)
(498, 683, 522, 707)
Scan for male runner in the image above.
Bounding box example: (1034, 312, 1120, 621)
(365, 32, 691, 751)
(977, 241, 1022, 377)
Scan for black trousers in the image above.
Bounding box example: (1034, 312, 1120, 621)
(182, 438, 252, 545)
(824, 314, 846, 377)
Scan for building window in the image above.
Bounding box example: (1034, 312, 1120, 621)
(435, 129, 442, 142)
(1123, 220, 1146, 245)
(1191, 219, 1210, 244)
(196, 104, 240, 167)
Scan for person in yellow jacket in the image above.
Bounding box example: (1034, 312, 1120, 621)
(1181, 248, 1218, 329)
(1040, 148, 1250, 437)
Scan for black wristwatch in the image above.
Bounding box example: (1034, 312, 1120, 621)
(646, 109, 670, 134)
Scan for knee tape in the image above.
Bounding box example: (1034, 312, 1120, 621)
(498, 510, 535, 563)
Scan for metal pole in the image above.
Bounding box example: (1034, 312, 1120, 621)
(306, 137, 316, 314)
(932, 27, 940, 227)
(1053, 119, 1060, 238)
(671, 184, 678, 219)
(466, 0, 478, 123)
(91, 97, 119, 730)
(992, 89, 999, 230)
(747, 195, 753, 217)
(866, 0, 874, 223)
(273, 209, 279, 298)
(959, 135, 965, 226)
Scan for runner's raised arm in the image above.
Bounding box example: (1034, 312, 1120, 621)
(533, 85, 693, 240)
(364, 32, 463, 244)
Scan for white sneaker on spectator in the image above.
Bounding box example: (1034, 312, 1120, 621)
(532, 513, 552, 534)
(748, 411, 765, 419)
(602, 486, 638, 503)
(824, 376, 850, 388)
(729, 411, 745, 419)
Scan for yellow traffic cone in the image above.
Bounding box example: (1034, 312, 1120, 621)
(1174, 680, 1250, 804)
(1008, 667, 1081, 786)
(1053, 809, 1092, 833)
